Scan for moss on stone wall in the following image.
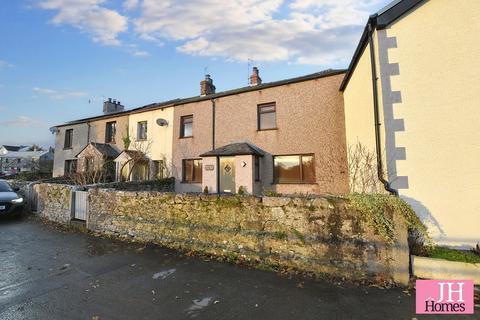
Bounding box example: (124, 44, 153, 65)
(347, 193, 428, 245)
(36, 184, 72, 223)
(85, 191, 410, 284)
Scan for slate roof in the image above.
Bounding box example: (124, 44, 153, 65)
(1, 145, 26, 152)
(200, 142, 266, 157)
(54, 69, 346, 128)
(76, 142, 120, 158)
(339, 0, 425, 91)
(1, 150, 50, 159)
(114, 150, 149, 162)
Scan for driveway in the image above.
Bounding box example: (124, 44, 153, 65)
(0, 217, 477, 320)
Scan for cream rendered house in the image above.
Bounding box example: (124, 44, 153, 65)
(115, 102, 175, 181)
(342, 0, 480, 247)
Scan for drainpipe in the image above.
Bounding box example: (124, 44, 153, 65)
(368, 16, 398, 196)
(211, 98, 219, 193)
(211, 99, 216, 150)
(87, 122, 91, 144)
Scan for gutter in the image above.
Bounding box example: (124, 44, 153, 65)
(367, 15, 398, 196)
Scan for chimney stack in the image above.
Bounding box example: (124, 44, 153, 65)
(200, 74, 216, 96)
(249, 67, 262, 86)
(103, 98, 125, 114)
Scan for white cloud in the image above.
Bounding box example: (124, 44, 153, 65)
(123, 0, 139, 11)
(0, 116, 48, 128)
(34, 0, 388, 65)
(132, 50, 149, 57)
(33, 87, 88, 100)
(38, 0, 128, 45)
(133, 0, 386, 65)
(0, 60, 14, 70)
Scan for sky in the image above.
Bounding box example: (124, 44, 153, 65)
(0, 0, 391, 148)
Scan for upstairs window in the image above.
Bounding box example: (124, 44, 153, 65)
(180, 115, 193, 138)
(64, 129, 73, 149)
(182, 159, 202, 183)
(137, 121, 147, 140)
(258, 103, 276, 130)
(105, 121, 117, 143)
(274, 154, 315, 184)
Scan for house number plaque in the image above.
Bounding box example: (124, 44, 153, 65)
(205, 165, 215, 171)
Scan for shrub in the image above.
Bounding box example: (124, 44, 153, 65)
(238, 186, 246, 195)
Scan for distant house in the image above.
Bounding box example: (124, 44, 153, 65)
(341, 0, 480, 247)
(0, 145, 27, 155)
(0, 145, 54, 175)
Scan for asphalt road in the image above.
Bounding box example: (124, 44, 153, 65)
(0, 216, 477, 320)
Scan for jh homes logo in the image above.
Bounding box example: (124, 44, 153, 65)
(416, 280, 474, 314)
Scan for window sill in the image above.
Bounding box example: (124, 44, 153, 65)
(179, 136, 193, 139)
(257, 128, 278, 132)
(63, 147, 73, 150)
(136, 139, 147, 142)
(180, 181, 202, 184)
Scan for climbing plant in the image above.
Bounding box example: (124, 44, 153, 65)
(348, 193, 429, 245)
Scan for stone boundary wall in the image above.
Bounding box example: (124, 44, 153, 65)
(35, 183, 73, 223)
(83, 178, 175, 192)
(86, 190, 409, 284)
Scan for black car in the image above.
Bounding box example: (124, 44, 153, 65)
(0, 180, 24, 217)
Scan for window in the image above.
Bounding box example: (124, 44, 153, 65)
(137, 121, 147, 140)
(258, 103, 276, 130)
(182, 159, 202, 183)
(85, 157, 94, 172)
(105, 121, 117, 143)
(64, 129, 73, 149)
(273, 154, 315, 183)
(180, 115, 193, 138)
(64, 159, 77, 175)
(153, 160, 165, 179)
(254, 156, 260, 181)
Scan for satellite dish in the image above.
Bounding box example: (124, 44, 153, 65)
(156, 118, 169, 127)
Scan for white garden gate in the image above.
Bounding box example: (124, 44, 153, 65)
(73, 191, 88, 221)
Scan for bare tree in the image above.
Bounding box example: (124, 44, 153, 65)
(348, 141, 383, 193)
(119, 139, 153, 182)
(70, 159, 115, 186)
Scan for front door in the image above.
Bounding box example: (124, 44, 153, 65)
(219, 157, 235, 193)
